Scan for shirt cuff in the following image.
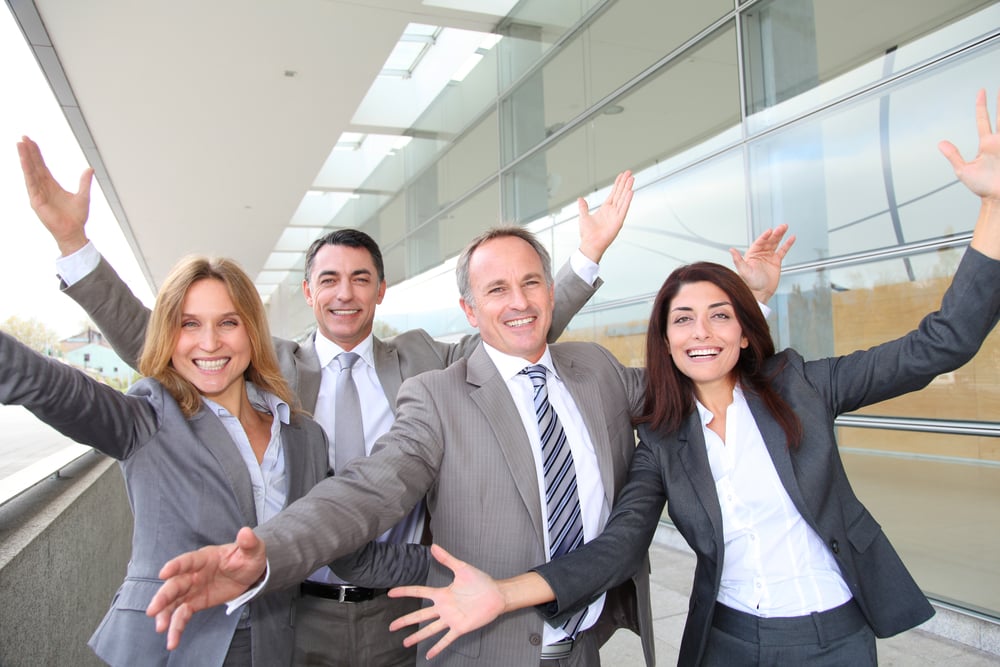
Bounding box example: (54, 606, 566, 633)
(224, 561, 272, 615)
(570, 249, 600, 287)
(55, 241, 101, 287)
(758, 301, 772, 319)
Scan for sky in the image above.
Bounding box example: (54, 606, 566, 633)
(0, 7, 153, 339)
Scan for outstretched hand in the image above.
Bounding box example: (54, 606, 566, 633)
(730, 223, 795, 305)
(939, 87, 1000, 260)
(146, 527, 267, 651)
(388, 545, 506, 660)
(577, 170, 635, 264)
(17, 136, 93, 256)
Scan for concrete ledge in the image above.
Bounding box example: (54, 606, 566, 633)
(0, 453, 131, 667)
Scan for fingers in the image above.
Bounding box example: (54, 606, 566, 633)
(776, 234, 796, 258)
(388, 585, 437, 604)
(166, 604, 195, 651)
(388, 601, 440, 630)
(728, 247, 747, 270)
(425, 629, 462, 660)
(938, 140, 965, 173)
(77, 168, 94, 199)
(975, 88, 991, 137)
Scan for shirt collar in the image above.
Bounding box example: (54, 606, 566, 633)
(314, 329, 375, 370)
(201, 381, 291, 425)
(694, 383, 745, 426)
(481, 341, 558, 383)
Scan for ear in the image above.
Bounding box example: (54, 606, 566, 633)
(741, 335, 749, 349)
(460, 298, 478, 328)
(302, 279, 314, 306)
(375, 279, 387, 305)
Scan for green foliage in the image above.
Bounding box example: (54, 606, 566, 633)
(1, 315, 60, 355)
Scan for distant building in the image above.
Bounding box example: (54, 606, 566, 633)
(59, 328, 136, 386)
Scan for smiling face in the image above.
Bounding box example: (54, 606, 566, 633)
(170, 278, 251, 412)
(665, 280, 748, 398)
(459, 235, 554, 363)
(302, 243, 387, 350)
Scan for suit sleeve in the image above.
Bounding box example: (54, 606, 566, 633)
(802, 247, 1000, 414)
(532, 437, 666, 623)
(61, 255, 150, 370)
(328, 542, 430, 587)
(255, 373, 443, 592)
(0, 331, 158, 459)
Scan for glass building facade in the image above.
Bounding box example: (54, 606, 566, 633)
(267, 0, 1000, 618)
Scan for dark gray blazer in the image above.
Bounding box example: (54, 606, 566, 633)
(250, 341, 656, 667)
(534, 247, 1000, 666)
(0, 332, 330, 667)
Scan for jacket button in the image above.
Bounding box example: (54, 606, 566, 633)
(830, 539, 840, 554)
(529, 633, 542, 646)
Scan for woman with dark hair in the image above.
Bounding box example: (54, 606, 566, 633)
(0, 255, 331, 666)
(386, 87, 1000, 665)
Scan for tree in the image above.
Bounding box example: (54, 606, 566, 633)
(1, 315, 60, 355)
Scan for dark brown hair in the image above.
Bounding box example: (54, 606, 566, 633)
(638, 261, 801, 448)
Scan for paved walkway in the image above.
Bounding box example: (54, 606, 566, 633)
(598, 541, 1000, 666)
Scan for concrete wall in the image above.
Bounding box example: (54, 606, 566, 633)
(0, 454, 131, 666)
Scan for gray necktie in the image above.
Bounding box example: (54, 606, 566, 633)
(522, 364, 587, 639)
(334, 352, 365, 474)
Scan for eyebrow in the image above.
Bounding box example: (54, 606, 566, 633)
(180, 311, 241, 319)
(669, 301, 732, 312)
(316, 268, 372, 279)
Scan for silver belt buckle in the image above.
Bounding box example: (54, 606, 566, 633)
(541, 638, 574, 659)
(337, 585, 353, 603)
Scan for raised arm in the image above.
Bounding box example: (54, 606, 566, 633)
(18, 135, 92, 256)
(18, 136, 150, 368)
(939, 87, 1000, 260)
(730, 223, 795, 305)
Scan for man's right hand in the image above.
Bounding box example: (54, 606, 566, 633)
(17, 135, 93, 256)
(146, 527, 267, 650)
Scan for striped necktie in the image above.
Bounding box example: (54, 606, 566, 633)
(522, 364, 587, 639)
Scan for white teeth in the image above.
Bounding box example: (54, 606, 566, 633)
(194, 359, 228, 371)
(687, 349, 719, 358)
(332, 309, 359, 315)
(506, 317, 534, 327)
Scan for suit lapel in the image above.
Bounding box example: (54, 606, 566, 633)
(189, 409, 258, 527)
(675, 411, 725, 543)
(745, 392, 811, 517)
(297, 334, 322, 414)
(552, 351, 616, 506)
(467, 346, 547, 551)
(281, 419, 310, 502)
(372, 337, 403, 412)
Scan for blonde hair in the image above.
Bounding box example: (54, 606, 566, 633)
(138, 256, 297, 417)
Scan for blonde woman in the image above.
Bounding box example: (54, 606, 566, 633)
(0, 256, 329, 666)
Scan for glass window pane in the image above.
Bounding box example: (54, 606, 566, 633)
(742, 0, 998, 127)
(748, 44, 999, 265)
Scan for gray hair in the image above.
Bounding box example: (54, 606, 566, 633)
(456, 226, 554, 306)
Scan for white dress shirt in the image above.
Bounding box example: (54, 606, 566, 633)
(483, 343, 609, 646)
(697, 385, 853, 617)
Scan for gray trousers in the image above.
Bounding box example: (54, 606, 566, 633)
(293, 593, 421, 667)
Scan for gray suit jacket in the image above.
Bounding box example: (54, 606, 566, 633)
(63, 254, 601, 585)
(251, 341, 655, 666)
(534, 247, 1000, 666)
(0, 332, 329, 667)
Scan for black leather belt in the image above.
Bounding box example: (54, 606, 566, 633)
(300, 581, 388, 603)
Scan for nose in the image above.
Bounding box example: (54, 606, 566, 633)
(198, 325, 221, 351)
(508, 284, 528, 310)
(334, 280, 354, 301)
(692, 315, 711, 340)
